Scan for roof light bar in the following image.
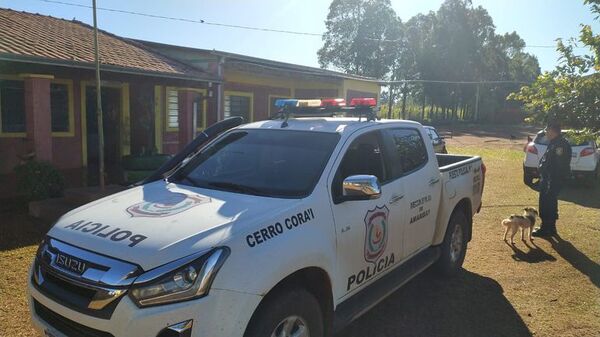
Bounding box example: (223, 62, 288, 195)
(274, 99, 299, 108)
(321, 98, 346, 107)
(349, 98, 377, 107)
(297, 99, 322, 107)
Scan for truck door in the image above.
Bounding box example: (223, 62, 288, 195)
(382, 128, 441, 258)
(329, 130, 405, 299)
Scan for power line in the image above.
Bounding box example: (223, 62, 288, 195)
(35, 0, 323, 36)
(383, 79, 529, 86)
(29, 0, 589, 49)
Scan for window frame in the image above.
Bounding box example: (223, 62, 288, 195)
(382, 127, 430, 180)
(0, 75, 26, 138)
(224, 91, 254, 122)
(50, 79, 75, 137)
(331, 129, 391, 203)
(164, 87, 208, 132)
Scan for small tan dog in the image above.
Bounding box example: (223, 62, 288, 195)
(502, 207, 539, 244)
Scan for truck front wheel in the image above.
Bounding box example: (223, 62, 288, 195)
(433, 211, 468, 276)
(244, 287, 324, 337)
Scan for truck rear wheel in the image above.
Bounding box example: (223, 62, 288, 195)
(245, 287, 323, 337)
(433, 211, 468, 276)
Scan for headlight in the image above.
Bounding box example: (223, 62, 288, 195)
(129, 247, 229, 307)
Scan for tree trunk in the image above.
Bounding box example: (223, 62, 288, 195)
(401, 84, 408, 120)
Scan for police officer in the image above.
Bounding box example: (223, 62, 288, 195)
(532, 122, 571, 237)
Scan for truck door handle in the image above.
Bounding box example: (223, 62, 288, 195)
(389, 194, 404, 204)
(429, 177, 440, 185)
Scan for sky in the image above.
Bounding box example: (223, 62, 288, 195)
(1, 0, 598, 73)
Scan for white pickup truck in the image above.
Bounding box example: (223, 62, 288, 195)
(29, 100, 485, 337)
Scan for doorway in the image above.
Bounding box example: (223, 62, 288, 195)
(86, 86, 122, 185)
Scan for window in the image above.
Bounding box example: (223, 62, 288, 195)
(333, 131, 387, 199)
(384, 128, 428, 179)
(174, 130, 340, 198)
(0, 80, 25, 133)
(167, 89, 179, 129)
(225, 94, 251, 121)
(50, 83, 70, 133)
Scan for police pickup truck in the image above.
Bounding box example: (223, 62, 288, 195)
(29, 98, 485, 337)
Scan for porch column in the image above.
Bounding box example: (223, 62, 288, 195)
(23, 75, 53, 162)
(178, 90, 195, 150)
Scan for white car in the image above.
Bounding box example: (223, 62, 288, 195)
(424, 126, 448, 154)
(28, 98, 485, 337)
(523, 130, 600, 185)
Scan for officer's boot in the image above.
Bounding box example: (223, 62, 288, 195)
(532, 220, 557, 237)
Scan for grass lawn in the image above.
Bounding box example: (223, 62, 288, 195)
(1, 125, 599, 337)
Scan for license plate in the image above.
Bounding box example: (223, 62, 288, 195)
(55, 252, 88, 275)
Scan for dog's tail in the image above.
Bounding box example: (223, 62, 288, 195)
(501, 219, 512, 226)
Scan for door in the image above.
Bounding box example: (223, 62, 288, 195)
(86, 86, 122, 185)
(329, 130, 406, 299)
(383, 128, 441, 257)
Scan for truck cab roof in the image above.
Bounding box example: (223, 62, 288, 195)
(238, 117, 423, 134)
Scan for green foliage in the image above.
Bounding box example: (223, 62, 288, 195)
(320, 0, 540, 122)
(318, 0, 402, 78)
(510, 0, 600, 131)
(14, 160, 65, 201)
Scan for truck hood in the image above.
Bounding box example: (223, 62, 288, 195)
(48, 181, 300, 270)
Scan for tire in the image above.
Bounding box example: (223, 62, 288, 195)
(523, 170, 534, 186)
(433, 211, 468, 276)
(244, 287, 324, 337)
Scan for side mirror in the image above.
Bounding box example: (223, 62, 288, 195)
(342, 175, 381, 201)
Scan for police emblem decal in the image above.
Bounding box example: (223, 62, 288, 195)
(126, 193, 210, 218)
(364, 205, 389, 263)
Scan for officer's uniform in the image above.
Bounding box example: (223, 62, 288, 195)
(538, 135, 571, 233)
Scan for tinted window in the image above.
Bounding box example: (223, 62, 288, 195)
(332, 131, 387, 199)
(174, 130, 340, 198)
(51, 83, 70, 132)
(384, 128, 428, 179)
(0, 80, 25, 133)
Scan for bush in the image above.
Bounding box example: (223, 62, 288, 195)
(14, 161, 65, 201)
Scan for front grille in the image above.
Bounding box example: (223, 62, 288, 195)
(34, 299, 115, 337)
(33, 262, 125, 319)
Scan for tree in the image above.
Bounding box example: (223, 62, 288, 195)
(510, 0, 600, 133)
(318, 0, 402, 78)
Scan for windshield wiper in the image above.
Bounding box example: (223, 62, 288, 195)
(206, 181, 266, 196)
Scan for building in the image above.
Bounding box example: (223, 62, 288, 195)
(0, 8, 381, 197)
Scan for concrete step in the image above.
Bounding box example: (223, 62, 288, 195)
(63, 185, 126, 204)
(29, 197, 77, 223)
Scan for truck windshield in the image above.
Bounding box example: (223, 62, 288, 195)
(172, 129, 340, 198)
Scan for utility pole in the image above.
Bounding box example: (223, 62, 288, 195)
(92, 0, 105, 190)
(387, 85, 394, 119)
(474, 83, 480, 122)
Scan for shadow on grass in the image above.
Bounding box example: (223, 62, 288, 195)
(0, 210, 47, 251)
(525, 180, 600, 209)
(507, 240, 557, 263)
(336, 270, 532, 337)
(543, 235, 600, 289)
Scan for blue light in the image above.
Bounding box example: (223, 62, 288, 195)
(274, 99, 298, 108)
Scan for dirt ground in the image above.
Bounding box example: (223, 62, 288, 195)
(1, 124, 599, 337)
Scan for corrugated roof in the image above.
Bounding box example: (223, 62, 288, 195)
(137, 40, 382, 83)
(0, 8, 217, 81)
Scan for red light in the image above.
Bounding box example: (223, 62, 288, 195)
(526, 144, 538, 155)
(349, 98, 376, 107)
(580, 147, 595, 157)
(321, 98, 346, 107)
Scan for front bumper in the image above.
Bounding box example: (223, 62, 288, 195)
(28, 269, 262, 337)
